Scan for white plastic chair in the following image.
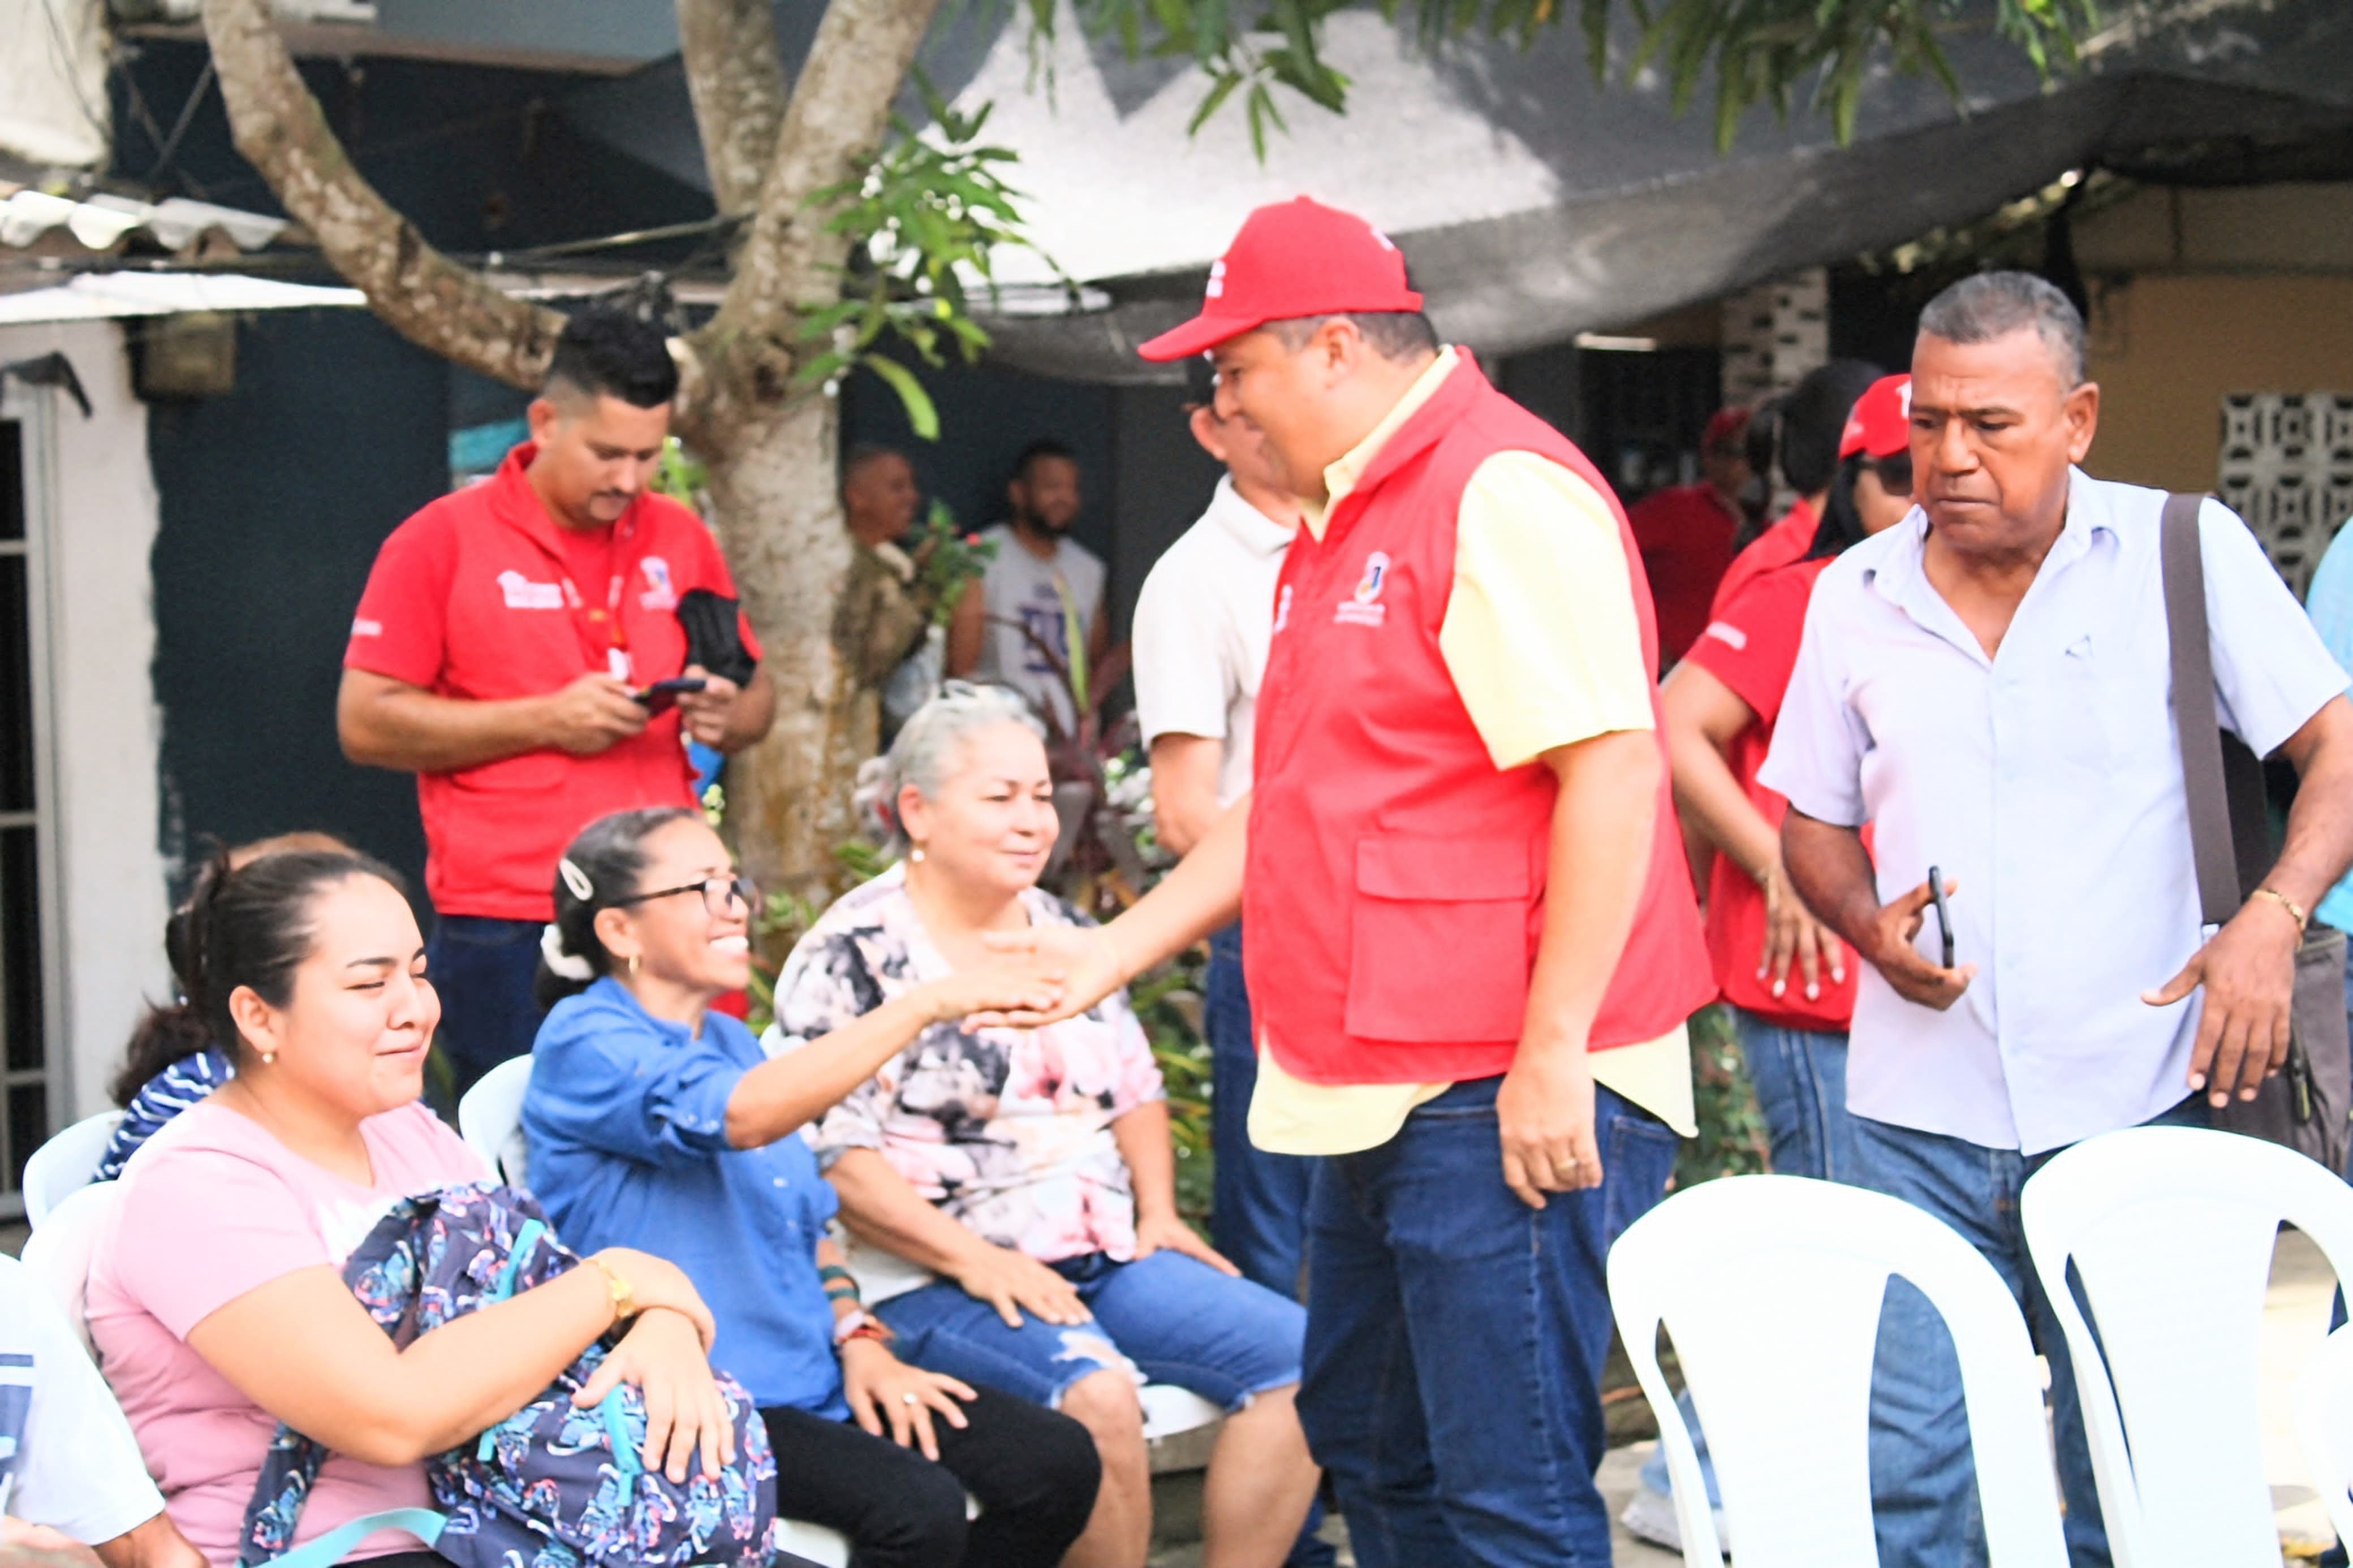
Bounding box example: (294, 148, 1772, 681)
(2291, 1323, 2353, 1552)
(1608, 1174, 2068, 1568)
(770, 1520, 850, 1567)
(21, 1109, 124, 1228)
(456, 1055, 534, 1187)
(20, 1177, 124, 1359)
(2021, 1125, 2353, 1568)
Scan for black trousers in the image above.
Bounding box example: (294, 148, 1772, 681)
(762, 1385, 1100, 1568)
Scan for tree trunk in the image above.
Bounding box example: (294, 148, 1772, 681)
(695, 395, 874, 916)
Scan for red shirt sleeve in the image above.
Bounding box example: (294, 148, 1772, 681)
(344, 508, 456, 688)
(1683, 562, 1821, 727)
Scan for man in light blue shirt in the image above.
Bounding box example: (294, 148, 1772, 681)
(1763, 272, 2353, 1568)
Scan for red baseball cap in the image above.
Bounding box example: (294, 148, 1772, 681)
(1137, 197, 1424, 362)
(1839, 374, 1912, 459)
(1702, 407, 1751, 453)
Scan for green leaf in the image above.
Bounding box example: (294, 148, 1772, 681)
(861, 355, 940, 440)
(1187, 70, 1245, 133)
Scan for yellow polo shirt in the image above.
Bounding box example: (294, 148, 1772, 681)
(1249, 348, 1696, 1157)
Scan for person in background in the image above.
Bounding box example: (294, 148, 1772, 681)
(778, 686, 1321, 1568)
(946, 440, 1114, 735)
(1765, 273, 2353, 1568)
(1626, 373, 1920, 1552)
(1710, 359, 1885, 616)
(2296, 514, 2353, 1138)
(1, 1255, 203, 1568)
(986, 196, 1714, 1567)
(522, 806, 1101, 1568)
(87, 847, 733, 1568)
(96, 833, 353, 1181)
(1627, 407, 1752, 667)
(840, 444, 944, 750)
(1130, 360, 1311, 1302)
(339, 305, 777, 1098)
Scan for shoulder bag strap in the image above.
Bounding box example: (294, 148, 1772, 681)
(2161, 491, 2246, 927)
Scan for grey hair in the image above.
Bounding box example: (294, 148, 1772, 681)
(1265, 312, 1439, 363)
(855, 681, 1048, 856)
(1917, 271, 2087, 386)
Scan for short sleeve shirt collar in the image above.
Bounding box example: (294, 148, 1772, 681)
(1305, 347, 1460, 540)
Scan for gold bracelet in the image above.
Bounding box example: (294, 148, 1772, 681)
(2252, 886, 2308, 932)
(585, 1254, 637, 1327)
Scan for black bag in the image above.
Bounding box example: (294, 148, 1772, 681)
(678, 587, 759, 688)
(2160, 491, 2350, 1172)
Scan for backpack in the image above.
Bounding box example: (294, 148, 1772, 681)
(236, 1182, 778, 1568)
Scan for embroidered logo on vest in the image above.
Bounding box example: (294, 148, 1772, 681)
(1335, 551, 1390, 627)
(1274, 583, 1293, 633)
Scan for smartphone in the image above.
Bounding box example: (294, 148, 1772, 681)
(633, 676, 708, 715)
(1925, 865, 1955, 970)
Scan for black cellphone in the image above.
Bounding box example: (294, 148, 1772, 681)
(633, 675, 708, 714)
(1925, 864, 1955, 970)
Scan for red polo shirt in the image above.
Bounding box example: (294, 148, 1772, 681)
(1683, 558, 1856, 1031)
(1709, 498, 1817, 620)
(344, 445, 760, 921)
(1625, 481, 1739, 667)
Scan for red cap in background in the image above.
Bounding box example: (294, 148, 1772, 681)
(1702, 407, 1752, 453)
(1137, 197, 1424, 362)
(1839, 374, 1912, 459)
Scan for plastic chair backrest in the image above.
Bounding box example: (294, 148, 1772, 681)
(21, 1111, 124, 1229)
(1608, 1174, 2067, 1568)
(20, 1178, 124, 1359)
(770, 1519, 850, 1567)
(456, 1055, 535, 1188)
(2020, 1125, 2353, 1568)
(2292, 1324, 2353, 1552)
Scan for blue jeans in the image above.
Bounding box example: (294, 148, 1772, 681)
(1856, 1100, 2205, 1568)
(425, 914, 548, 1099)
(877, 1249, 1306, 1412)
(1734, 1008, 1859, 1182)
(1300, 1077, 1680, 1567)
(1209, 923, 1317, 1298)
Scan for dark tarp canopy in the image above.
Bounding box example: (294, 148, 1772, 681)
(559, 0, 2353, 383)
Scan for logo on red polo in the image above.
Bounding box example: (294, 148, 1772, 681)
(1335, 551, 1390, 627)
(639, 555, 678, 611)
(497, 569, 564, 610)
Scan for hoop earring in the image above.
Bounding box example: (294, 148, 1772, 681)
(627, 953, 641, 977)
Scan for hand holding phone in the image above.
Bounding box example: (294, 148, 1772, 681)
(1925, 863, 1956, 969)
(634, 676, 709, 715)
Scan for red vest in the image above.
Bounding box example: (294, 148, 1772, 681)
(1243, 355, 1713, 1086)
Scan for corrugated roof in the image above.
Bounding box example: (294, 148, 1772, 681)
(0, 188, 290, 254)
(0, 270, 362, 323)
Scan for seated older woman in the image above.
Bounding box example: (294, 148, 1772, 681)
(521, 806, 1101, 1568)
(774, 684, 1322, 1568)
(87, 847, 732, 1568)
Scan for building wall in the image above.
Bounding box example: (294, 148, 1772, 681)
(2075, 183, 2353, 496)
(0, 319, 174, 1120)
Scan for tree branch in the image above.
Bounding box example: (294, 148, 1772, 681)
(702, 0, 942, 374)
(676, 0, 790, 219)
(199, 0, 565, 391)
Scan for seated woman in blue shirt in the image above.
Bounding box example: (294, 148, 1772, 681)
(522, 806, 1099, 1568)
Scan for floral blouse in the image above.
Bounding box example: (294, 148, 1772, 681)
(774, 863, 1165, 1264)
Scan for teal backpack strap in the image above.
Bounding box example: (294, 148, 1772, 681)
(258, 1508, 446, 1568)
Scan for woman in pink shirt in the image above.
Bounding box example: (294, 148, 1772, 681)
(86, 847, 733, 1568)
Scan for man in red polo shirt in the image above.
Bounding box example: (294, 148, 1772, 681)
(976, 198, 1712, 1566)
(339, 306, 775, 1094)
(1626, 406, 1751, 666)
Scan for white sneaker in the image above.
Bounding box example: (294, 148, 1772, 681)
(1621, 1482, 1733, 1554)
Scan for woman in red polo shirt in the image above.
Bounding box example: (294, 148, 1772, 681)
(1663, 373, 1916, 1181)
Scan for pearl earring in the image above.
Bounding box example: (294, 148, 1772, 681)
(910, 845, 926, 863)
(260, 1052, 276, 1066)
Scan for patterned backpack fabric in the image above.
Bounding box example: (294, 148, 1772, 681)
(237, 1182, 777, 1568)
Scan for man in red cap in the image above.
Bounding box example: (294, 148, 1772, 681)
(1626, 407, 1754, 666)
(977, 196, 1713, 1566)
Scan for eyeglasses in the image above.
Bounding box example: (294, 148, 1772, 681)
(611, 874, 758, 918)
(1868, 454, 1914, 497)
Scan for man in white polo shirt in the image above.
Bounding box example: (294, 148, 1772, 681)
(1764, 271, 2353, 1568)
(1131, 362, 1307, 1299)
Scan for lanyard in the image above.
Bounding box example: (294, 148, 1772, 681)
(559, 528, 633, 681)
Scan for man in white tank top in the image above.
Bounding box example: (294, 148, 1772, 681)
(947, 439, 1111, 736)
